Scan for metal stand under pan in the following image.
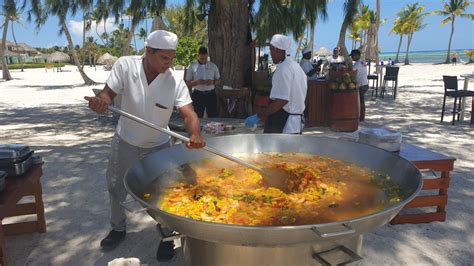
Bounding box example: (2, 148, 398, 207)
(181, 235, 363, 266)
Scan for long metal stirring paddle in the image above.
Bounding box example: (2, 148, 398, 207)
(107, 105, 292, 192)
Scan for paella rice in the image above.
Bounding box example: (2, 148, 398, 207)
(154, 153, 402, 226)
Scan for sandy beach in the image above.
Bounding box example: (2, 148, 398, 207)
(0, 63, 473, 265)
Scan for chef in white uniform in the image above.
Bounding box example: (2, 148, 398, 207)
(84, 30, 204, 261)
(299, 47, 319, 79)
(245, 34, 308, 134)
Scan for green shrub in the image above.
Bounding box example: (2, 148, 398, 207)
(0, 63, 66, 70)
(175, 36, 200, 68)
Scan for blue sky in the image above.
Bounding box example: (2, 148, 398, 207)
(3, 0, 473, 53)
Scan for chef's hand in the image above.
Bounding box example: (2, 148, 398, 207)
(205, 80, 214, 85)
(84, 96, 108, 113)
(186, 134, 206, 149)
(245, 114, 260, 127)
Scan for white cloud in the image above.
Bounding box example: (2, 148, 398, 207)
(68, 18, 118, 39)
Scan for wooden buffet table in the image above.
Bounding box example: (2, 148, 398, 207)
(0, 164, 46, 266)
(391, 143, 456, 224)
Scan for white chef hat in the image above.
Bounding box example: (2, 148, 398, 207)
(270, 34, 291, 52)
(302, 47, 311, 55)
(144, 30, 178, 50)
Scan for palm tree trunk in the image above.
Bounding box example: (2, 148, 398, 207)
(309, 23, 316, 51)
(103, 20, 108, 42)
(337, 0, 360, 64)
(96, 24, 106, 45)
(62, 21, 95, 85)
(81, 17, 86, 69)
(133, 32, 138, 53)
(11, 21, 23, 72)
(337, 19, 351, 64)
(1, 17, 12, 81)
(445, 17, 455, 64)
(374, 0, 380, 65)
(395, 34, 403, 64)
(404, 33, 413, 65)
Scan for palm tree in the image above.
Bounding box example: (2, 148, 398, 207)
(93, 0, 110, 46)
(348, 24, 361, 50)
(230, 0, 328, 87)
(432, 0, 474, 63)
(84, 36, 98, 67)
(401, 3, 427, 65)
(29, 0, 95, 85)
(390, 16, 406, 64)
(10, 14, 24, 72)
(337, 0, 360, 65)
(349, 5, 373, 54)
(122, 3, 148, 56)
(91, 8, 106, 45)
(163, 5, 207, 45)
(81, 10, 92, 69)
(302, 1, 328, 53)
(1, 0, 15, 81)
(136, 27, 147, 49)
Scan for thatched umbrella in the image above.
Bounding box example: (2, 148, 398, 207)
(49, 51, 70, 63)
(2, 49, 20, 57)
(315, 47, 329, 57)
(97, 53, 117, 65)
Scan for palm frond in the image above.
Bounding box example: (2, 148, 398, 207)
(459, 13, 474, 19)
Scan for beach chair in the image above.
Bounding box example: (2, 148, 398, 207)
(45, 64, 55, 72)
(367, 74, 379, 97)
(380, 66, 399, 99)
(440, 76, 474, 125)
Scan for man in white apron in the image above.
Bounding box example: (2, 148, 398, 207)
(245, 34, 308, 134)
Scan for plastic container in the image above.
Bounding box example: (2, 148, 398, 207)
(358, 128, 402, 152)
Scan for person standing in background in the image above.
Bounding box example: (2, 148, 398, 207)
(185, 47, 221, 118)
(451, 53, 457, 66)
(350, 49, 369, 121)
(300, 47, 320, 79)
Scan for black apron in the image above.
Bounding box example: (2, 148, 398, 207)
(263, 108, 289, 133)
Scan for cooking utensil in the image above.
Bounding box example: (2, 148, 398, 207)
(124, 134, 423, 246)
(107, 106, 293, 192)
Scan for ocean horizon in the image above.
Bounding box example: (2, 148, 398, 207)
(379, 48, 471, 64)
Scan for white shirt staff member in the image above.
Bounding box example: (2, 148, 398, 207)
(185, 46, 221, 118)
(299, 47, 319, 79)
(350, 49, 369, 121)
(246, 34, 307, 134)
(84, 30, 204, 260)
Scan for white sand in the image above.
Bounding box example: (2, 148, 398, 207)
(0, 63, 473, 265)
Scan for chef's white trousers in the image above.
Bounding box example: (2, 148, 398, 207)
(106, 133, 170, 231)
